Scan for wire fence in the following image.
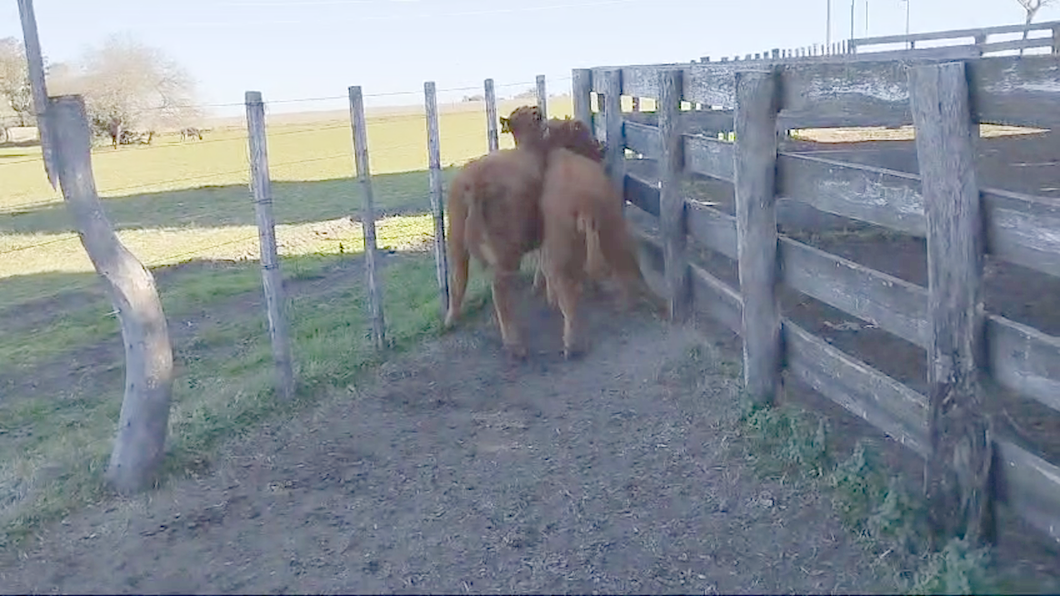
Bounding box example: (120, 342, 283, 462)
(0, 73, 571, 312)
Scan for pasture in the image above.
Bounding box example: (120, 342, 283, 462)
(0, 95, 574, 547)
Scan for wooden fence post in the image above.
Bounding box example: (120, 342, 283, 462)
(348, 86, 386, 350)
(424, 81, 450, 316)
(1052, 24, 1060, 54)
(909, 61, 995, 546)
(601, 68, 624, 195)
(536, 74, 548, 121)
(50, 95, 175, 494)
(734, 68, 781, 407)
(245, 91, 296, 402)
(658, 69, 690, 322)
(572, 68, 593, 128)
(484, 78, 499, 153)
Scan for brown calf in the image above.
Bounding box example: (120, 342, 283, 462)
(443, 108, 548, 358)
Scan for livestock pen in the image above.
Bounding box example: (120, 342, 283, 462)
(578, 42, 1060, 548)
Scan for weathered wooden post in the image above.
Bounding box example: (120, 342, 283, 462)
(484, 78, 499, 152)
(658, 69, 690, 322)
(909, 61, 995, 546)
(572, 68, 593, 128)
(348, 85, 386, 350)
(52, 96, 176, 493)
(734, 67, 782, 407)
(424, 81, 450, 315)
(600, 68, 624, 195)
(536, 74, 548, 121)
(245, 91, 296, 401)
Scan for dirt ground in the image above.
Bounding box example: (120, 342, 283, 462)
(2, 267, 913, 595)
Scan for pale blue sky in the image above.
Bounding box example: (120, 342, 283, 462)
(2, 0, 1057, 116)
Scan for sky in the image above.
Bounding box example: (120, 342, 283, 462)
(2, 0, 1058, 117)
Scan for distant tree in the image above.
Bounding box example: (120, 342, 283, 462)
(512, 87, 537, 100)
(1014, 0, 1058, 55)
(462, 93, 485, 102)
(65, 35, 201, 145)
(0, 37, 33, 127)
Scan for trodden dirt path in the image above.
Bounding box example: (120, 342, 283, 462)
(0, 283, 899, 595)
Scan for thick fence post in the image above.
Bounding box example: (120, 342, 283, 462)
(245, 91, 296, 402)
(424, 81, 450, 316)
(348, 86, 386, 350)
(601, 68, 624, 195)
(1052, 24, 1060, 54)
(658, 69, 689, 322)
(909, 61, 995, 546)
(536, 74, 548, 121)
(484, 78, 499, 152)
(572, 68, 592, 129)
(734, 68, 781, 407)
(50, 95, 175, 494)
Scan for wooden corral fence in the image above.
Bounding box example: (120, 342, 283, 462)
(697, 19, 1060, 64)
(574, 52, 1060, 545)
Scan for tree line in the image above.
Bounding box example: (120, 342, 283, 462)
(0, 34, 200, 145)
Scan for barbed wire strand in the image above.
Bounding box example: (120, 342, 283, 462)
(1, 127, 487, 255)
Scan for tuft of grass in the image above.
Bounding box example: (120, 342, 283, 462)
(730, 396, 998, 595)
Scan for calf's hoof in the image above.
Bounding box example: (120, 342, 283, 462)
(562, 343, 585, 361)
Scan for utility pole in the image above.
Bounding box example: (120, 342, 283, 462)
(826, 0, 832, 46)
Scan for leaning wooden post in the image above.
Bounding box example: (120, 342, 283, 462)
(484, 78, 499, 153)
(245, 91, 296, 401)
(908, 61, 995, 546)
(571, 68, 593, 128)
(734, 67, 781, 407)
(658, 69, 689, 322)
(601, 68, 624, 195)
(50, 96, 175, 493)
(536, 74, 548, 121)
(348, 86, 386, 350)
(424, 81, 450, 315)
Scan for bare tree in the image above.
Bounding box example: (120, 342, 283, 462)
(64, 34, 201, 145)
(0, 37, 33, 127)
(1014, 0, 1058, 55)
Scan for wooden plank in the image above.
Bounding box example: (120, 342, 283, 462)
(850, 20, 1060, 48)
(994, 439, 1060, 545)
(623, 121, 660, 158)
(51, 95, 177, 493)
(348, 86, 387, 350)
(484, 78, 499, 153)
(970, 56, 1060, 129)
(658, 69, 690, 322)
(779, 55, 1060, 130)
(981, 37, 1057, 54)
(690, 261, 743, 334)
(776, 153, 925, 236)
(624, 170, 660, 217)
(985, 196, 1060, 280)
(987, 314, 1060, 414)
(734, 66, 782, 406)
(572, 68, 593, 128)
(783, 319, 930, 457)
(601, 69, 625, 194)
(245, 91, 296, 403)
(423, 82, 450, 315)
(910, 60, 993, 543)
(686, 134, 735, 183)
(592, 63, 738, 109)
(687, 201, 738, 260)
(779, 236, 929, 348)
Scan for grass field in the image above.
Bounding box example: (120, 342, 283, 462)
(0, 94, 574, 547)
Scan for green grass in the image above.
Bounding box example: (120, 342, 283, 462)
(0, 97, 552, 547)
(730, 393, 997, 595)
